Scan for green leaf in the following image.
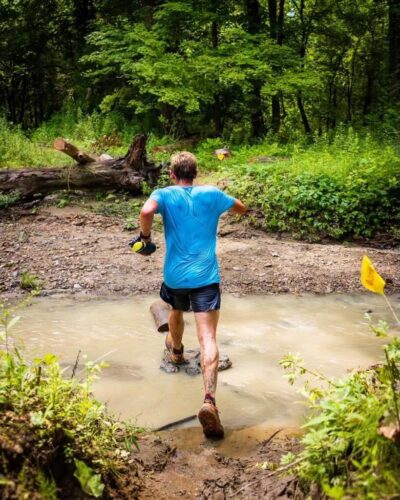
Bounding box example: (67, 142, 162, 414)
(30, 411, 45, 426)
(43, 353, 58, 365)
(322, 482, 345, 499)
(7, 315, 20, 330)
(74, 459, 105, 498)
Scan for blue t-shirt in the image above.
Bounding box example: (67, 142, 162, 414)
(150, 185, 235, 289)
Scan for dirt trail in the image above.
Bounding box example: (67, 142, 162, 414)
(135, 426, 303, 499)
(0, 203, 399, 297)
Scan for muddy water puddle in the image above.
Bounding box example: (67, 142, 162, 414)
(13, 294, 399, 430)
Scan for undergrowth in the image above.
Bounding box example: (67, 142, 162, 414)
(19, 271, 41, 292)
(213, 131, 400, 241)
(1, 109, 399, 241)
(0, 191, 20, 209)
(280, 318, 400, 499)
(0, 296, 141, 499)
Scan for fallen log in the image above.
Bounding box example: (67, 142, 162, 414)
(0, 134, 163, 198)
(53, 138, 98, 164)
(150, 300, 171, 332)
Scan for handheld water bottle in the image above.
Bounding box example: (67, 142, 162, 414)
(129, 234, 156, 256)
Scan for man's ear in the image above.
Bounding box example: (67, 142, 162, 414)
(170, 170, 177, 181)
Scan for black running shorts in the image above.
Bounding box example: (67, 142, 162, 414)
(160, 282, 221, 312)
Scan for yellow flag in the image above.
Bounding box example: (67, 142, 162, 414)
(361, 255, 385, 295)
(217, 153, 225, 161)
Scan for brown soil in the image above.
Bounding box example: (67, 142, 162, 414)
(135, 426, 304, 499)
(0, 203, 399, 298)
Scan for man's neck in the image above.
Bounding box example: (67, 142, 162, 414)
(175, 179, 193, 187)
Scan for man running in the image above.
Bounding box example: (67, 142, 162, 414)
(136, 151, 246, 438)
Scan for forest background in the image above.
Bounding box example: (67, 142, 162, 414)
(1, 0, 400, 240)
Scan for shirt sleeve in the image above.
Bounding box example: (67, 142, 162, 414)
(216, 189, 235, 215)
(149, 189, 164, 214)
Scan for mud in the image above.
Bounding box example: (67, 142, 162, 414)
(0, 202, 399, 299)
(135, 426, 303, 499)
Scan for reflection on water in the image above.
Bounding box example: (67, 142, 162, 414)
(13, 294, 399, 429)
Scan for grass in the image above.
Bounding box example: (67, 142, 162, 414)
(19, 271, 41, 291)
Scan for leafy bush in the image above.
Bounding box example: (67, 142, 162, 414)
(0, 298, 141, 498)
(226, 131, 400, 240)
(0, 191, 20, 209)
(31, 105, 141, 156)
(280, 320, 400, 498)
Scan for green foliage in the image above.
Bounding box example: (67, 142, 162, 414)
(74, 459, 104, 498)
(0, 117, 71, 168)
(57, 195, 72, 208)
(37, 469, 57, 500)
(94, 196, 141, 223)
(280, 320, 400, 498)
(1, 0, 400, 139)
(0, 109, 141, 168)
(19, 271, 41, 292)
(82, 12, 304, 137)
(0, 191, 20, 209)
(226, 131, 400, 240)
(31, 105, 140, 156)
(0, 298, 141, 498)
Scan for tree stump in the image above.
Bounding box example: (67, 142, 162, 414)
(150, 300, 171, 333)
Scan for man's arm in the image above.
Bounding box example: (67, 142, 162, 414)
(140, 198, 158, 238)
(230, 198, 246, 215)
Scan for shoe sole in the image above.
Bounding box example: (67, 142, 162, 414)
(198, 407, 224, 439)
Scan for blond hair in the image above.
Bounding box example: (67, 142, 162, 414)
(170, 151, 197, 180)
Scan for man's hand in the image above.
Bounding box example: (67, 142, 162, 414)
(230, 198, 246, 215)
(129, 233, 157, 256)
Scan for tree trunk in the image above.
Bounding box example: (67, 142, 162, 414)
(388, 0, 400, 102)
(297, 92, 311, 134)
(0, 135, 163, 199)
(363, 68, 374, 119)
(245, 0, 267, 138)
(271, 95, 281, 134)
(268, 0, 285, 134)
(211, 20, 224, 136)
(296, 0, 312, 135)
(268, 0, 277, 38)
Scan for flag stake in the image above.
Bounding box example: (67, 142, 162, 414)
(383, 294, 400, 326)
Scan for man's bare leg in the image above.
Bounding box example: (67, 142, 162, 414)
(167, 309, 184, 350)
(194, 310, 220, 400)
(165, 309, 185, 364)
(195, 310, 224, 438)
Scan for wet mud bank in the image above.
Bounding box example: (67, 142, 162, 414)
(136, 426, 303, 499)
